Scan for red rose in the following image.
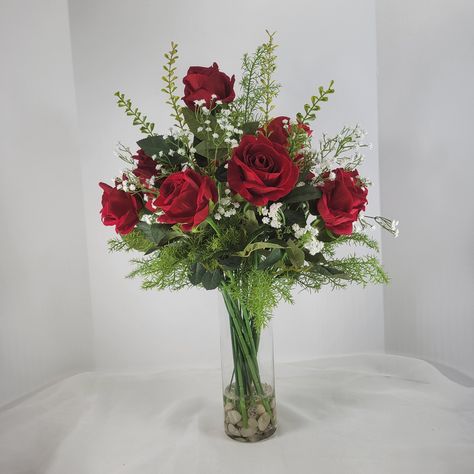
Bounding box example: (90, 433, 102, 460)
(182, 63, 235, 110)
(259, 116, 312, 147)
(228, 134, 299, 206)
(317, 168, 368, 235)
(99, 183, 142, 235)
(132, 149, 159, 185)
(152, 168, 217, 231)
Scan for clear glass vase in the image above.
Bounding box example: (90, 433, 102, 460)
(218, 287, 277, 442)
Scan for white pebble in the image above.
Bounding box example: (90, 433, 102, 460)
(258, 412, 271, 432)
(227, 410, 242, 425)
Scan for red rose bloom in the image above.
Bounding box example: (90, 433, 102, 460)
(317, 168, 368, 235)
(152, 168, 217, 231)
(99, 183, 142, 235)
(132, 149, 159, 185)
(228, 134, 299, 206)
(259, 116, 312, 147)
(182, 63, 235, 110)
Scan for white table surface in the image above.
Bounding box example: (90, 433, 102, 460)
(1, 354, 473, 474)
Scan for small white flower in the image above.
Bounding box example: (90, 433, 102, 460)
(211, 94, 217, 99)
(214, 213, 222, 221)
(205, 127, 212, 132)
(224, 189, 231, 195)
(262, 217, 270, 224)
(205, 120, 211, 125)
(169, 150, 175, 156)
(177, 148, 185, 156)
(215, 100, 222, 105)
(190, 147, 196, 154)
(197, 126, 204, 132)
(329, 171, 336, 181)
(212, 133, 219, 139)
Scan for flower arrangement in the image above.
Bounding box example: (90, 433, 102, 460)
(99, 32, 397, 442)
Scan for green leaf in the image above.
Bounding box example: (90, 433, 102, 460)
(286, 240, 305, 268)
(235, 241, 285, 257)
(194, 140, 228, 160)
(137, 135, 168, 157)
(283, 207, 307, 227)
(313, 265, 350, 279)
(215, 163, 228, 182)
(182, 108, 218, 140)
(188, 262, 206, 285)
(201, 269, 223, 290)
(218, 255, 241, 270)
(136, 222, 171, 246)
(258, 248, 283, 270)
(283, 184, 322, 204)
(243, 209, 259, 234)
(241, 121, 260, 136)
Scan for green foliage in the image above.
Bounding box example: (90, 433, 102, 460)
(108, 229, 154, 253)
(106, 32, 394, 330)
(323, 232, 380, 257)
(226, 268, 294, 330)
(296, 80, 335, 123)
(161, 42, 186, 130)
(128, 243, 191, 291)
(298, 255, 388, 291)
(114, 91, 155, 135)
(234, 31, 281, 123)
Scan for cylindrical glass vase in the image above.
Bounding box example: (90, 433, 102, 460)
(218, 287, 277, 442)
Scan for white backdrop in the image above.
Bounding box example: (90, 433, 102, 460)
(0, 0, 93, 406)
(377, 0, 474, 379)
(68, 0, 384, 371)
(2, 0, 473, 407)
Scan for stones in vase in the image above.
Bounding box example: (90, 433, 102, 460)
(227, 423, 240, 437)
(224, 402, 234, 412)
(255, 404, 266, 415)
(227, 410, 242, 425)
(257, 412, 271, 432)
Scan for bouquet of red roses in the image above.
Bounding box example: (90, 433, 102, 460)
(100, 32, 397, 442)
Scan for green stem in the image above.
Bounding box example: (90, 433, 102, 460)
(221, 287, 273, 417)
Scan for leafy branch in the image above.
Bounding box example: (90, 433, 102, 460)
(114, 91, 156, 135)
(297, 80, 335, 123)
(161, 42, 185, 130)
(258, 30, 280, 122)
(234, 31, 281, 123)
